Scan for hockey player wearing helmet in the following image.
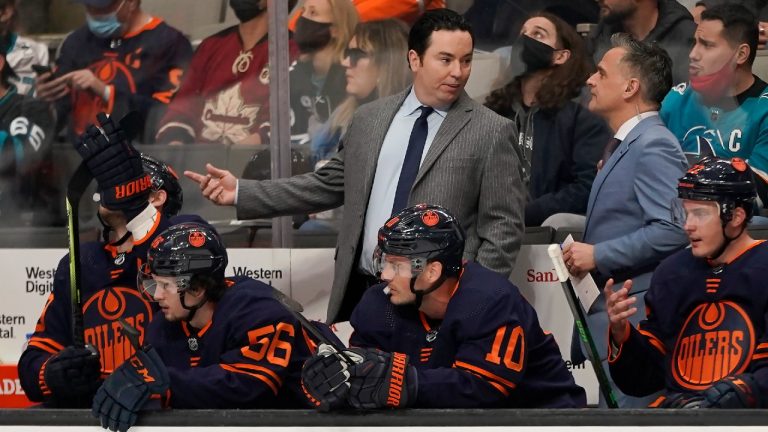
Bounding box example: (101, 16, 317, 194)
(141, 153, 183, 218)
(606, 156, 768, 408)
(301, 204, 585, 410)
(91, 222, 336, 432)
(18, 116, 205, 410)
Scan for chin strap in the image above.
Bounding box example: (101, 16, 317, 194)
(709, 221, 747, 263)
(180, 291, 208, 323)
(409, 273, 447, 309)
(126, 204, 159, 245)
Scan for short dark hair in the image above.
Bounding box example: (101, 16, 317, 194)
(408, 9, 473, 58)
(701, 3, 759, 65)
(611, 33, 672, 107)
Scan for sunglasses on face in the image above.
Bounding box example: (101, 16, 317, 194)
(344, 47, 369, 67)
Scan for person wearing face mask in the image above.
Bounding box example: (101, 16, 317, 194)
(156, 0, 300, 145)
(660, 4, 768, 208)
(288, 0, 358, 144)
(485, 13, 611, 227)
(35, 0, 192, 144)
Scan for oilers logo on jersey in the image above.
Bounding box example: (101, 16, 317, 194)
(672, 301, 754, 391)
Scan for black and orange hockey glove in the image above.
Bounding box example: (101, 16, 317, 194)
(661, 374, 761, 409)
(91, 346, 169, 432)
(346, 347, 417, 409)
(301, 344, 353, 411)
(74, 112, 150, 220)
(42, 345, 102, 407)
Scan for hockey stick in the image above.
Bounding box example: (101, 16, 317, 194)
(270, 287, 354, 364)
(66, 163, 92, 348)
(547, 244, 619, 408)
(67, 112, 143, 348)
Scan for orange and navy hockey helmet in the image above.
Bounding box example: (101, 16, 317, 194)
(678, 156, 757, 221)
(141, 153, 183, 217)
(144, 222, 227, 292)
(377, 204, 465, 277)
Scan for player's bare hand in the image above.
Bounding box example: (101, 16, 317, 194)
(562, 242, 596, 278)
(36, 72, 70, 102)
(184, 163, 236, 206)
(604, 278, 636, 345)
(64, 69, 107, 96)
(760, 22, 768, 49)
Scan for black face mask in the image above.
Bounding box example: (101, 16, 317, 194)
(508, 35, 555, 79)
(229, 0, 265, 23)
(294, 16, 332, 54)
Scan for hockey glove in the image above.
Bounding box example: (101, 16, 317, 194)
(42, 345, 102, 407)
(301, 344, 355, 411)
(347, 347, 417, 409)
(74, 112, 150, 220)
(659, 374, 761, 409)
(92, 346, 169, 432)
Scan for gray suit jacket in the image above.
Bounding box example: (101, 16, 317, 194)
(236, 89, 525, 323)
(579, 115, 688, 363)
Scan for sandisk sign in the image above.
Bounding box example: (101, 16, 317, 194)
(0, 365, 34, 408)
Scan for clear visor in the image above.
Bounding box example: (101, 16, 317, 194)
(137, 263, 189, 301)
(671, 198, 720, 226)
(372, 247, 425, 280)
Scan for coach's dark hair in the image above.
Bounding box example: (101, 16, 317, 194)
(610, 33, 672, 108)
(408, 9, 473, 59)
(701, 3, 759, 66)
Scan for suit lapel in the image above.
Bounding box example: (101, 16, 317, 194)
(585, 116, 657, 222)
(413, 92, 474, 187)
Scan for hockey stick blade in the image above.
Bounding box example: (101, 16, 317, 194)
(547, 244, 619, 408)
(270, 287, 354, 364)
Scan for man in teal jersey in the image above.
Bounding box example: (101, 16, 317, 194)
(660, 3, 768, 205)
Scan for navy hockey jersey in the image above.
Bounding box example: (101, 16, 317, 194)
(145, 276, 324, 408)
(609, 241, 768, 405)
(17, 212, 188, 403)
(54, 18, 192, 142)
(349, 262, 586, 408)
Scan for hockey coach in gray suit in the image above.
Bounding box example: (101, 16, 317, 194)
(185, 9, 524, 323)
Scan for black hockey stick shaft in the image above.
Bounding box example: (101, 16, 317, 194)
(547, 245, 619, 408)
(270, 287, 354, 364)
(66, 162, 91, 348)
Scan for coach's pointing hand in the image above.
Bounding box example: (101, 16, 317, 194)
(185, 164, 237, 206)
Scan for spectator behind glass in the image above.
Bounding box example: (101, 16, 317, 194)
(35, 0, 192, 144)
(157, 0, 299, 146)
(589, 0, 696, 85)
(0, 33, 58, 226)
(0, 0, 49, 97)
(302, 19, 411, 234)
(289, 0, 358, 146)
(485, 13, 611, 227)
(694, 0, 768, 48)
(311, 19, 411, 163)
(660, 4, 768, 206)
